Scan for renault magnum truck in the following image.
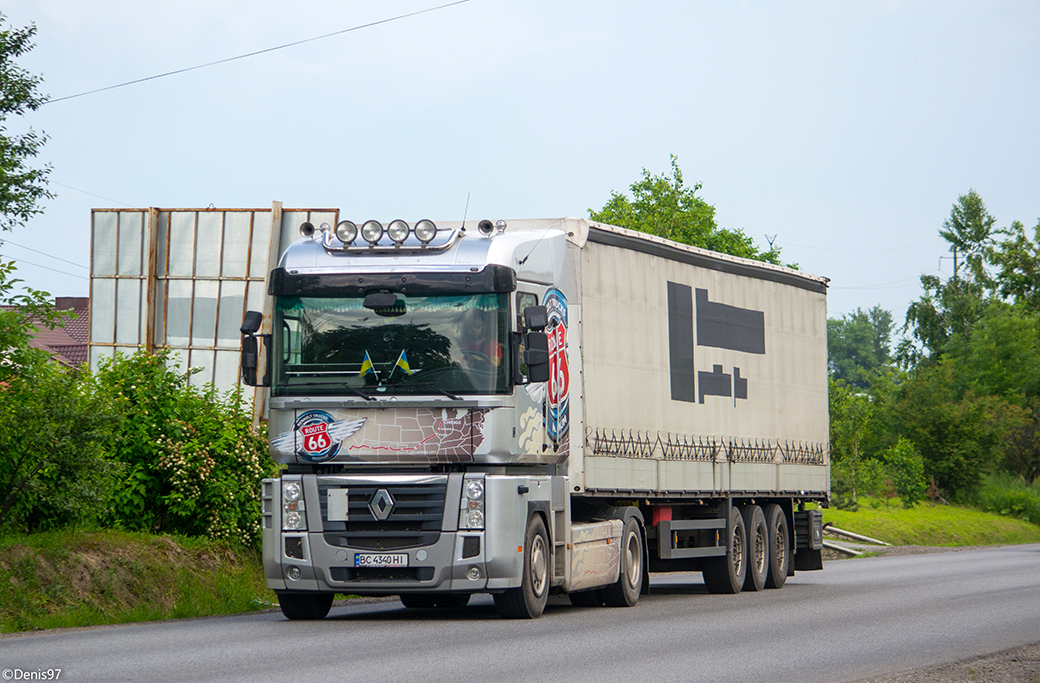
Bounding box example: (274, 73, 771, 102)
(241, 216, 829, 620)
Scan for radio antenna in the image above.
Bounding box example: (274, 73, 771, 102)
(461, 193, 471, 233)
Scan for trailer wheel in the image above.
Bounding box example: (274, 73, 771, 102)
(702, 505, 746, 594)
(277, 592, 334, 620)
(741, 505, 768, 592)
(763, 504, 790, 589)
(494, 515, 550, 619)
(602, 517, 644, 607)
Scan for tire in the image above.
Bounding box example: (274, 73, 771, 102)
(763, 503, 790, 589)
(601, 517, 644, 607)
(568, 590, 603, 607)
(494, 515, 551, 619)
(702, 505, 747, 594)
(277, 592, 334, 620)
(741, 505, 768, 592)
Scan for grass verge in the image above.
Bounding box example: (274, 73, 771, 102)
(820, 499, 1040, 546)
(0, 529, 272, 633)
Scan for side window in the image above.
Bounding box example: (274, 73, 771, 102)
(516, 292, 538, 330)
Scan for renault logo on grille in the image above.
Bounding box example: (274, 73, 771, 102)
(369, 489, 395, 521)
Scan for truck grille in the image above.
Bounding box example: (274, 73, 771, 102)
(319, 482, 448, 550)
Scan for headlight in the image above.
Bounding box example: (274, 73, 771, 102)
(459, 477, 485, 530)
(414, 219, 437, 244)
(465, 479, 484, 502)
(387, 219, 410, 244)
(336, 220, 358, 244)
(282, 479, 307, 531)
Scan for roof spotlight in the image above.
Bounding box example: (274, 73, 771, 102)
(335, 220, 358, 244)
(477, 219, 495, 237)
(361, 220, 384, 245)
(414, 219, 437, 244)
(387, 219, 410, 245)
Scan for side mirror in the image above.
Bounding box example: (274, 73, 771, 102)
(524, 331, 550, 383)
(241, 310, 263, 335)
(241, 310, 267, 387)
(523, 305, 548, 332)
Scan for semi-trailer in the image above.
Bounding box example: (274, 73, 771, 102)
(241, 216, 829, 619)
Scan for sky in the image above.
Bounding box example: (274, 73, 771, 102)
(2, 0, 1038, 328)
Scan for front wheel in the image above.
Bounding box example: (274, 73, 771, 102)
(277, 592, 334, 620)
(602, 517, 644, 607)
(494, 515, 551, 619)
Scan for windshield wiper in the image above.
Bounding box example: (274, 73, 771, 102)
(285, 382, 375, 401)
(403, 382, 462, 400)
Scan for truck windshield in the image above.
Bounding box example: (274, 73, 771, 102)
(271, 292, 510, 397)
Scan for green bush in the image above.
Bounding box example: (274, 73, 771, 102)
(0, 361, 122, 532)
(884, 438, 927, 508)
(973, 473, 1040, 525)
(95, 349, 277, 547)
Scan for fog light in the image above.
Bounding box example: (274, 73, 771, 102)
(284, 510, 304, 530)
(387, 219, 410, 244)
(287, 566, 302, 581)
(466, 565, 481, 580)
(336, 220, 358, 244)
(463, 509, 484, 528)
(361, 220, 384, 244)
(414, 219, 437, 244)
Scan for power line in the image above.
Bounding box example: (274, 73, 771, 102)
(52, 181, 135, 208)
(779, 239, 942, 253)
(0, 239, 89, 269)
(44, 1, 472, 105)
(0, 254, 90, 280)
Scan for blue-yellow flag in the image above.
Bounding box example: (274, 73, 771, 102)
(359, 350, 376, 377)
(395, 350, 412, 375)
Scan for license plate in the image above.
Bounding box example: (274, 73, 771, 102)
(354, 553, 409, 568)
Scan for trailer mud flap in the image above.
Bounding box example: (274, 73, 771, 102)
(794, 508, 824, 571)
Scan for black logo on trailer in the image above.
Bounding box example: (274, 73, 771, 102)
(667, 282, 765, 405)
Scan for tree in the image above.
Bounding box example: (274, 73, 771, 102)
(589, 155, 784, 265)
(828, 305, 893, 389)
(898, 190, 996, 367)
(0, 13, 53, 232)
(989, 218, 1040, 313)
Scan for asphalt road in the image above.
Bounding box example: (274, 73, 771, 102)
(3, 544, 1040, 683)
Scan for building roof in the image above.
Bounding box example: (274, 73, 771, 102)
(2, 297, 90, 369)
